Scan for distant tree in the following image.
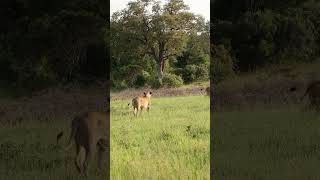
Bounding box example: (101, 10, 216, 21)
(111, 0, 206, 82)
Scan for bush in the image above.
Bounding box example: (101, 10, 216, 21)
(211, 45, 236, 83)
(149, 77, 162, 89)
(134, 70, 150, 87)
(112, 80, 128, 90)
(196, 64, 209, 81)
(182, 64, 209, 83)
(183, 65, 197, 83)
(162, 73, 184, 87)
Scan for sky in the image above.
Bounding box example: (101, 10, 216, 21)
(110, 0, 210, 21)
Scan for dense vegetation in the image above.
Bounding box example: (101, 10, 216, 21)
(110, 0, 210, 89)
(212, 0, 320, 83)
(0, 0, 108, 94)
(212, 1, 320, 179)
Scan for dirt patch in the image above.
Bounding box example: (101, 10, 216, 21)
(111, 86, 208, 101)
(211, 62, 320, 111)
(0, 83, 109, 126)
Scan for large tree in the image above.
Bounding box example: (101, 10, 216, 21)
(111, 0, 205, 81)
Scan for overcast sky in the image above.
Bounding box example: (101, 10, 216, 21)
(110, 0, 210, 21)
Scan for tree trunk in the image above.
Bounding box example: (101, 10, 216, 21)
(157, 42, 165, 82)
(158, 60, 164, 81)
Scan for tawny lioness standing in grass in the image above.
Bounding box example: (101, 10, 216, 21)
(201, 87, 210, 96)
(56, 98, 110, 176)
(129, 91, 152, 116)
(205, 86, 210, 96)
(290, 81, 320, 111)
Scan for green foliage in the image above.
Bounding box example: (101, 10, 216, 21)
(213, 3, 320, 72)
(112, 80, 128, 90)
(134, 71, 151, 87)
(0, 0, 107, 93)
(174, 32, 210, 83)
(148, 77, 162, 89)
(211, 45, 236, 83)
(162, 73, 184, 87)
(179, 64, 209, 83)
(111, 0, 210, 88)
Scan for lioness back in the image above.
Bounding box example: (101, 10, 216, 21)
(85, 111, 108, 129)
(131, 92, 152, 116)
(132, 92, 151, 108)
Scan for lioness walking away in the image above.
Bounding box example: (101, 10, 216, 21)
(130, 91, 152, 116)
(57, 111, 109, 176)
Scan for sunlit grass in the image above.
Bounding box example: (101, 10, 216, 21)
(111, 95, 210, 179)
(0, 121, 107, 180)
(214, 111, 320, 180)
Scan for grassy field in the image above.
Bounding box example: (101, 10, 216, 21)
(0, 121, 108, 180)
(110, 95, 210, 179)
(214, 110, 320, 180)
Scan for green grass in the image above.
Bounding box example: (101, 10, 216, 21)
(110, 95, 210, 179)
(0, 122, 107, 180)
(214, 111, 320, 180)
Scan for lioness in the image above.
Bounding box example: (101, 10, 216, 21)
(290, 81, 320, 111)
(57, 111, 109, 176)
(205, 87, 210, 96)
(301, 81, 320, 111)
(201, 87, 210, 96)
(130, 91, 152, 116)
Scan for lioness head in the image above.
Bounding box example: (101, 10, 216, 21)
(144, 91, 152, 98)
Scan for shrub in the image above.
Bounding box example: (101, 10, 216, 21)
(162, 73, 184, 87)
(149, 76, 162, 89)
(134, 70, 150, 87)
(183, 65, 197, 83)
(176, 64, 209, 83)
(211, 45, 236, 83)
(195, 64, 209, 81)
(112, 80, 128, 90)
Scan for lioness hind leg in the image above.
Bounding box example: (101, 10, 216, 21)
(74, 144, 81, 173)
(76, 146, 86, 175)
(83, 143, 96, 176)
(97, 140, 106, 172)
(139, 106, 144, 116)
(133, 107, 138, 117)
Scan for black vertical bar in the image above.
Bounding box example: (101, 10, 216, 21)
(106, 0, 111, 179)
(210, 0, 214, 179)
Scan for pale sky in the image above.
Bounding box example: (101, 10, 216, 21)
(110, 0, 210, 21)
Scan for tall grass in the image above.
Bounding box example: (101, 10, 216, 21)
(0, 122, 107, 180)
(111, 95, 210, 179)
(214, 111, 320, 180)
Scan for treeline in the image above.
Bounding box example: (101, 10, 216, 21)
(212, 0, 320, 83)
(0, 0, 108, 94)
(110, 0, 210, 89)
